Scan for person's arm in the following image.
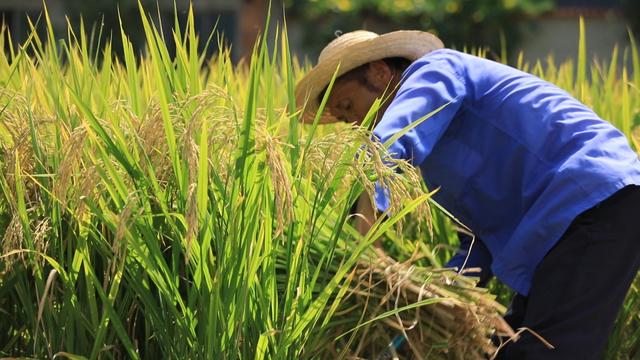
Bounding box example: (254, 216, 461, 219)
(354, 193, 376, 236)
(372, 57, 467, 169)
(372, 58, 467, 213)
(445, 232, 493, 287)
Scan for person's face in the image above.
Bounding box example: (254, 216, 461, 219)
(326, 78, 382, 125)
(326, 60, 400, 126)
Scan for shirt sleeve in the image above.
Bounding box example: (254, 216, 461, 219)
(372, 58, 467, 166)
(372, 58, 468, 212)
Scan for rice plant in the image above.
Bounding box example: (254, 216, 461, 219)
(0, 4, 507, 359)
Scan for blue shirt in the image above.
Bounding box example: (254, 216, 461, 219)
(373, 49, 640, 296)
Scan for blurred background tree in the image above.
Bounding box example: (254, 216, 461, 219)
(63, 0, 236, 60)
(284, 0, 555, 60)
(621, 0, 640, 36)
(0, 0, 237, 61)
(0, 0, 636, 63)
(63, 0, 144, 60)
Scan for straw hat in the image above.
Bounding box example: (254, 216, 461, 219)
(295, 30, 444, 124)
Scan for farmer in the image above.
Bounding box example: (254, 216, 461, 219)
(295, 30, 640, 359)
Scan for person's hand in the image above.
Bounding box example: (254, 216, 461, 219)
(353, 194, 384, 247)
(493, 315, 516, 339)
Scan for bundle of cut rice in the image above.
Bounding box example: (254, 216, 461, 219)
(326, 248, 514, 359)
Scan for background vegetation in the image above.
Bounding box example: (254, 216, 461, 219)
(285, 0, 554, 57)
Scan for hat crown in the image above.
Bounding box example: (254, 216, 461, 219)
(318, 30, 379, 63)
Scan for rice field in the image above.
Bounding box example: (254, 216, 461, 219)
(0, 5, 638, 360)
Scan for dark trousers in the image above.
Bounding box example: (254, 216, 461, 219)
(495, 185, 640, 359)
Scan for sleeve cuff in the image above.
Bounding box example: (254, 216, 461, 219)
(374, 181, 391, 213)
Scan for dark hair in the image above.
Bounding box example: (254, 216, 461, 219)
(318, 57, 412, 103)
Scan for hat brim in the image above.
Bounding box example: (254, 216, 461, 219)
(295, 30, 444, 124)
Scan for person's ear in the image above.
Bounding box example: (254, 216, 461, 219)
(365, 60, 393, 92)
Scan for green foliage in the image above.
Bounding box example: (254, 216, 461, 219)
(285, 0, 553, 58)
(0, 4, 505, 359)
